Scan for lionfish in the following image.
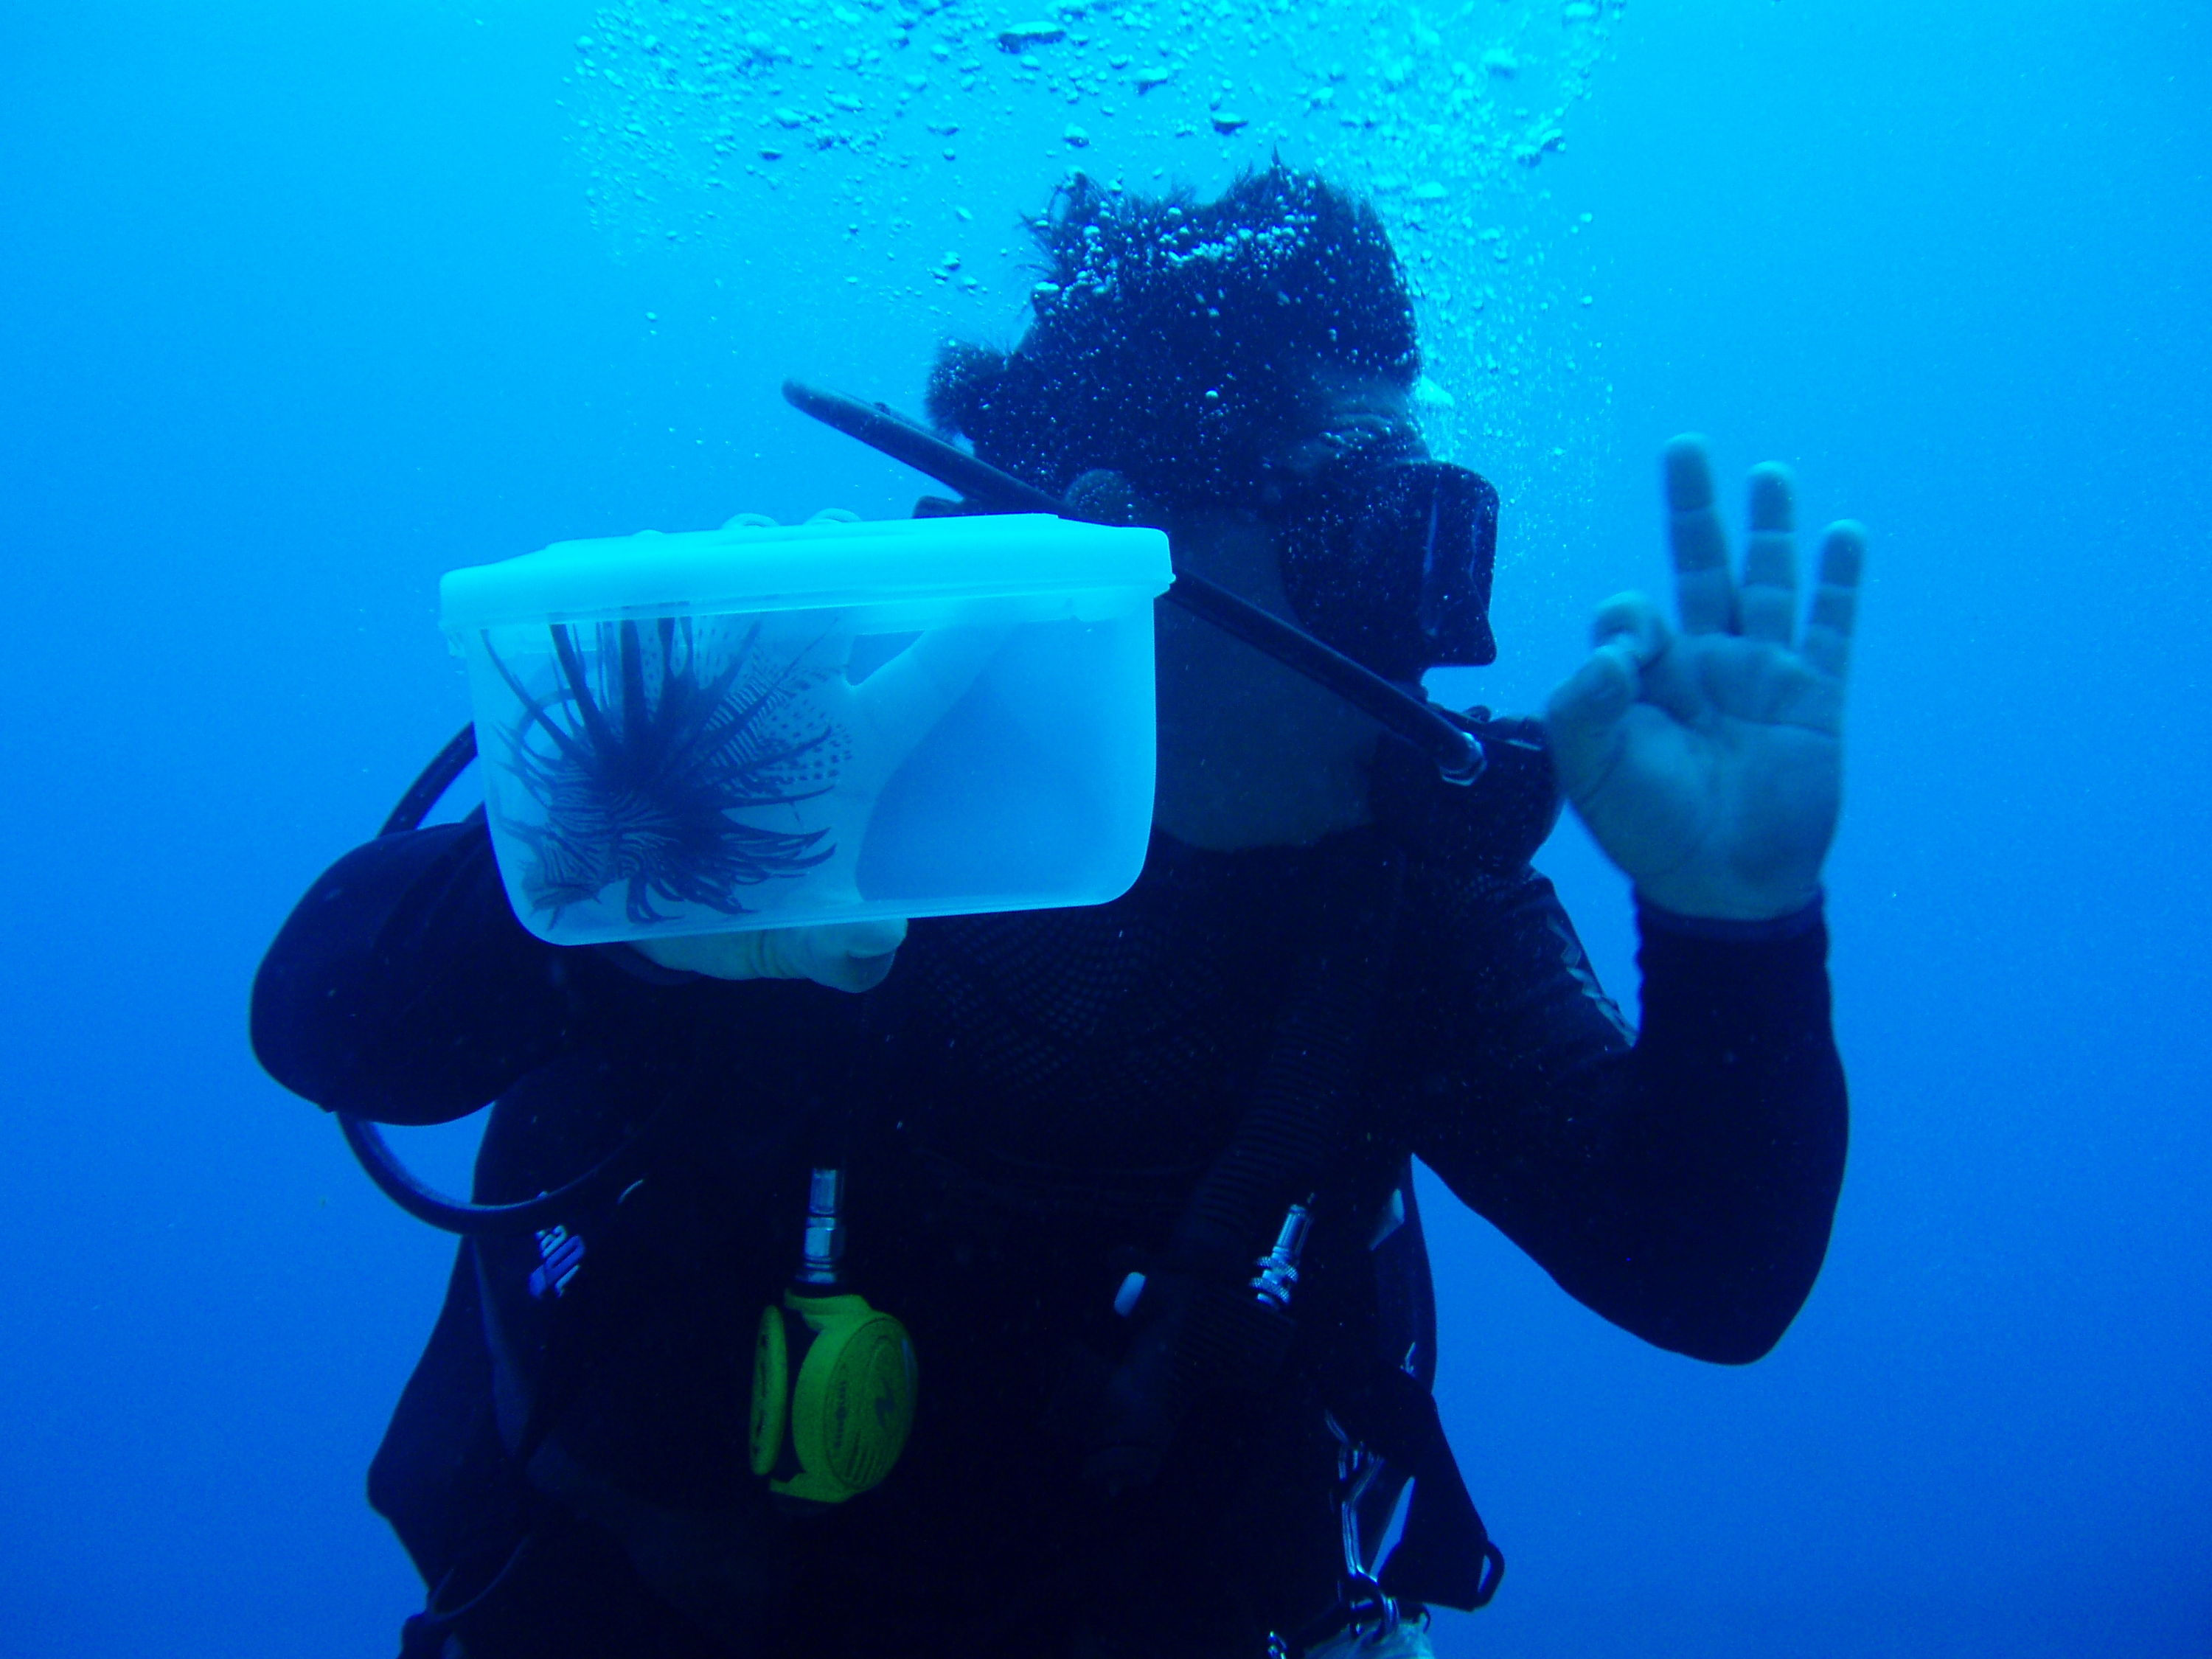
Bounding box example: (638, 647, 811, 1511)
(485, 616, 844, 925)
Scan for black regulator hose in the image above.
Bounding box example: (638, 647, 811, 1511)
(339, 724, 664, 1236)
(376, 721, 479, 838)
(338, 1107, 653, 1237)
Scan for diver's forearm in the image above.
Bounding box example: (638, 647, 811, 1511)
(250, 821, 604, 1122)
(1586, 905, 1846, 1361)
(1413, 883, 1845, 1363)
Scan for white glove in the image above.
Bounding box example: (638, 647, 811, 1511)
(618, 506, 1000, 990)
(633, 917, 908, 992)
(715, 507, 1009, 908)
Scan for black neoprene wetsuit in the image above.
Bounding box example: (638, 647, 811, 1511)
(253, 802, 1846, 1659)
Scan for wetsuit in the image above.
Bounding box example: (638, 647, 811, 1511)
(253, 792, 1846, 1658)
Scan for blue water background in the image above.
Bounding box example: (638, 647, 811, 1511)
(1, 1, 2205, 1654)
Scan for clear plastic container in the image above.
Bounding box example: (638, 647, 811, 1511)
(440, 514, 1173, 946)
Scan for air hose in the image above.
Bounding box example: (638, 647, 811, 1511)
(337, 723, 665, 1236)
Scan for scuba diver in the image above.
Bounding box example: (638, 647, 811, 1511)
(252, 167, 1860, 1659)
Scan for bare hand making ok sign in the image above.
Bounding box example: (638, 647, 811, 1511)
(1545, 436, 1866, 922)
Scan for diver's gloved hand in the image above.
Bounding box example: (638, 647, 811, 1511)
(1544, 437, 1865, 922)
(633, 918, 907, 992)
(712, 505, 1007, 907)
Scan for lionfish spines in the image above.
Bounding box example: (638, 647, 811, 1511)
(488, 616, 846, 927)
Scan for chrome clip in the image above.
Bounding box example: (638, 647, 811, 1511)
(1252, 1200, 1314, 1310)
(798, 1166, 846, 1286)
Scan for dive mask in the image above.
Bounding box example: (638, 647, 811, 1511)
(1262, 427, 1499, 683)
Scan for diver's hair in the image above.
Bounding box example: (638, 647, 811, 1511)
(925, 165, 1420, 509)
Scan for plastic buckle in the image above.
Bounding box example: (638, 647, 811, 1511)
(527, 1225, 585, 1300)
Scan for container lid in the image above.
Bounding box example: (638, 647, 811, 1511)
(441, 513, 1173, 629)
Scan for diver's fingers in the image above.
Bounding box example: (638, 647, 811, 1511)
(847, 622, 1009, 765)
(782, 917, 908, 992)
(633, 919, 908, 991)
(1591, 590, 1669, 667)
(1738, 465, 1798, 647)
(1799, 521, 1867, 684)
(1664, 436, 1736, 635)
(1545, 647, 1636, 801)
(1548, 593, 1668, 796)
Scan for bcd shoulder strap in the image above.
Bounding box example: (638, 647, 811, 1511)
(1072, 844, 1405, 1491)
(1068, 825, 1507, 1612)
